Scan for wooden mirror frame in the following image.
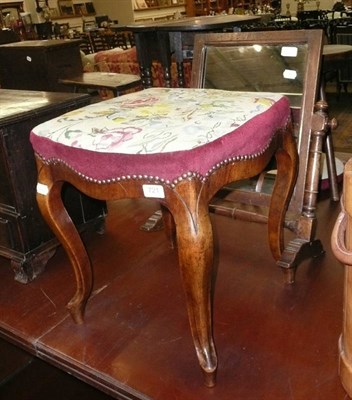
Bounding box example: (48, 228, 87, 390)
(191, 29, 327, 281)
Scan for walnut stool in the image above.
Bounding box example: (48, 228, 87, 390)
(30, 87, 297, 387)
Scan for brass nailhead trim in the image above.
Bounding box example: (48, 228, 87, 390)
(37, 141, 269, 188)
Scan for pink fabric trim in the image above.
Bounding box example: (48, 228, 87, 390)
(30, 97, 290, 182)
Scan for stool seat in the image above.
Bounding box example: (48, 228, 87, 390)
(59, 71, 142, 97)
(31, 88, 290, 183)
(30, 87, 297, 387)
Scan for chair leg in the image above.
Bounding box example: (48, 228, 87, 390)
(168, 183, 217, 387)
(268, 127, 298, 277)
(160, 204, 177, 249)
(36, 161, 93, 324)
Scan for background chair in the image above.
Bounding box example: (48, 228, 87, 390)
(191, 29, 333, 282)
(334, 24, 352, 95)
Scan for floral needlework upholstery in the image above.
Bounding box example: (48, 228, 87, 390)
(30, 88, 290, 182)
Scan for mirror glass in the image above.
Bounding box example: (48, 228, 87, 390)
(202, 43, 308, 109)
(201, 43, 309, 201)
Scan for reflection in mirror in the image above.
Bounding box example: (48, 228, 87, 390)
(201, 43, 309, 200)
(203, 44, 308, 109)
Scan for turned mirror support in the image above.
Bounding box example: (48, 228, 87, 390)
(277, 99, 338, 282)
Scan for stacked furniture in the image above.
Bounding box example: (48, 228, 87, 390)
(333, 21, 352, 93)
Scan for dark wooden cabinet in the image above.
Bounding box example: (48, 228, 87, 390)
(0, 39, 82, 92)
(0, 89, 106, 283)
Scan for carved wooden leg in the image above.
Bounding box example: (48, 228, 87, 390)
(160, 204, 176, 249)
(35, 159, 93, 324)
(169, 183, 217, 387)
(268, 126, 298, 280)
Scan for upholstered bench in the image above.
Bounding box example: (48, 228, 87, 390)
(30, 87, 297, 386)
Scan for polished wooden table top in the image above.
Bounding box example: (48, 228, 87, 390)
(323, 44, 352, 57)
(0, 89, 90, 122)
(127, 14, 260, 32)
(0, 39, 81, 49)
(60, 72, 142, 92)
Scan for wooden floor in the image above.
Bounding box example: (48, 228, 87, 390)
(0, 89, 351, 399)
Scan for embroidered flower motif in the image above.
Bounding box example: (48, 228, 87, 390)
(91, 127, 141, 150)
(120, 96, 160, 109)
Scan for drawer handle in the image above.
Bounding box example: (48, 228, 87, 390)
(332, 200, 352, 265)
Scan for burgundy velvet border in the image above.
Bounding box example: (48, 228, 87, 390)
(30, 97, 290, 182)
